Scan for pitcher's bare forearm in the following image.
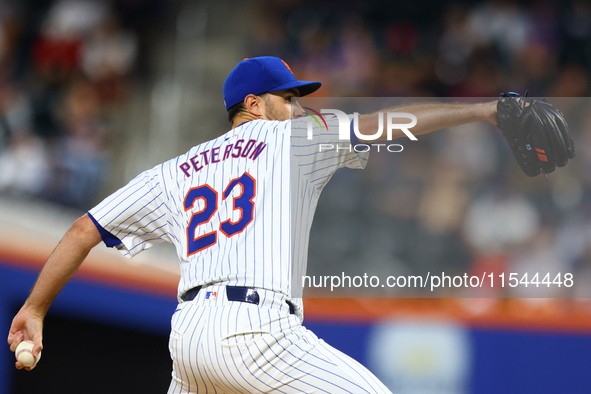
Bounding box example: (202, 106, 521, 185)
(357, 101, 498, 141)
(24, 214, 102, 317)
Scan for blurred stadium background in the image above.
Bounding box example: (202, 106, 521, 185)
(1, 0, 591, 392)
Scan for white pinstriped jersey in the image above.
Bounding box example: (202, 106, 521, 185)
(89, 116, 391, 393)
(88, 117, 367, 317)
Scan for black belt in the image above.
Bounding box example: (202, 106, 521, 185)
(182, 285, 296, 315)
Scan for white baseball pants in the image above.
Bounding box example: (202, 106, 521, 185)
(167, 285, 391, 393)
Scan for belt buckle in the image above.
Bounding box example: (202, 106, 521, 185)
(226, 286, 260, 305)
(244, 288, 260, 305)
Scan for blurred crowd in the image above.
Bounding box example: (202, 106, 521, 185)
(1, 0, 591, 299)
(252, 0, 591, 98)
(0, 0, 164, 209)
(247, 0, 591, 299)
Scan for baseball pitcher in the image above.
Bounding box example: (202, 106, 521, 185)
(7, 57, 573, 393)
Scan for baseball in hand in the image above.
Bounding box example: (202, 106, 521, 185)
(15, 340, 41, 367)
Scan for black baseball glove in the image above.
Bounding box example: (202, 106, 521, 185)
(496, 92, 575, 177)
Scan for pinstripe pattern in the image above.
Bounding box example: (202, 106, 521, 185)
(167, 285, 390, 393)
(88, 117, 388, 393)
(289, 116, 369, 302)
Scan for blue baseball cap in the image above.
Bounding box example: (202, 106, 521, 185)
(223, 56, 322, 110)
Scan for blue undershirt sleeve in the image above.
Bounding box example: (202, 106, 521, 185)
(87, 212, 123, 247)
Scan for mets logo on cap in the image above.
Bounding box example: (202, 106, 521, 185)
(223, 56, 321, 111)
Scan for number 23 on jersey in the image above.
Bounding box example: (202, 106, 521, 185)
(183, 172, 256, 255)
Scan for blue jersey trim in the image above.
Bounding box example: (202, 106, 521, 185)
(87, 212, 123, 248)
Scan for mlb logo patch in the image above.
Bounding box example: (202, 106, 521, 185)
(205, 291, 217, 300)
